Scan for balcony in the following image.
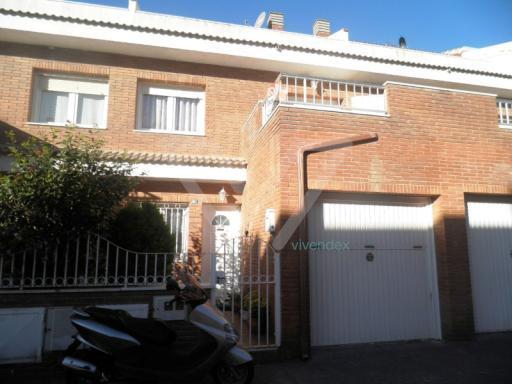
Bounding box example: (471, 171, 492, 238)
(262, 74, 387, 124)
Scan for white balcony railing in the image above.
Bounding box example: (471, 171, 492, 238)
(263, 74, 387, 124)
(498, 99, 512, 127)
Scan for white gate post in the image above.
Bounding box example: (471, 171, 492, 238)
(274, 251, 281, 347)
(210, 252, 216, 303)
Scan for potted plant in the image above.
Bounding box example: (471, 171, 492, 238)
(242, 294, 269, 334)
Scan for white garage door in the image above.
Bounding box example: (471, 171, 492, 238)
(467, 196, 512, 333)
(309, 194, 441, 346)
(0, 308, 45, 363)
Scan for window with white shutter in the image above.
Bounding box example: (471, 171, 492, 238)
(31, 74, 109, 128)
(136, 85, 205, 135)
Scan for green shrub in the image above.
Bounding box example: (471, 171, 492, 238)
(0, 130, 134, 251)
(109, 202, 175, 254)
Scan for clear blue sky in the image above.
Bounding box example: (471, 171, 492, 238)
(80, 0, 511, 52)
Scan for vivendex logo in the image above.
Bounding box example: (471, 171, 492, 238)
(290, 240, 350, 251)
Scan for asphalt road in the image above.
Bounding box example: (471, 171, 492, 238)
(2, 333, 512, 384)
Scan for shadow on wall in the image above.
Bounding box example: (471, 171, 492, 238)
(134, 180, 243, 202)
(0, 120, 57, 171)
(0, 42, 279, 82)
(0, 120, 55, 150)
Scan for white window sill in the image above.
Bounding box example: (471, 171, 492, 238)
(499, 124, 512, 130)
(134, 129, 205, 137)
(27, 122, 107, 130)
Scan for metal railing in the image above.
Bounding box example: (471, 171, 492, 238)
(0, 233, 174, 292)
(263, 73, 387, 124)
(498, 99, 512, 126)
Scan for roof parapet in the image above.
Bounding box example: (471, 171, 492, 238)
(329, 27, 349, 41)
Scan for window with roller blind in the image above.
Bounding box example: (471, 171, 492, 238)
(136, 84, 205, 135)
(31, 74, 109, 128)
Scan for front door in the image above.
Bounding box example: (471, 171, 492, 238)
(202, 205, 240, 290)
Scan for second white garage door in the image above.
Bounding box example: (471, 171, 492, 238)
(467, 196, 512, 333)
(308, 194, 441, 346)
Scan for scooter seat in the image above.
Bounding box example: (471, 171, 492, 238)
(122, 317, 176, 346)
(84, 307, 176, 346)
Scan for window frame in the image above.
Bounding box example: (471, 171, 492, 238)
(155, 202, 189, 257)
(135, 84, 206, 136)
(31, 73, 109, 129)
(497, 98, 512, 129)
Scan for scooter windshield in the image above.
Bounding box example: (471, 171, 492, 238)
(174, 267, 208, 306)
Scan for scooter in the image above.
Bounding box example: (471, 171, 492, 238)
(61, 271, 254, 383)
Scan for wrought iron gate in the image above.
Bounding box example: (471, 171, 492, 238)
(211, 236, 281, 349)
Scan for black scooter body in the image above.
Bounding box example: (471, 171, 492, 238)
(66, 307, 226, 381)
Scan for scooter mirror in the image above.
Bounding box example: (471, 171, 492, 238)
(166, 278, 181, 292)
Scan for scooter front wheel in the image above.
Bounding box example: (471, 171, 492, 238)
(212, 361, 254, 384)
(65, 370, 100, 384)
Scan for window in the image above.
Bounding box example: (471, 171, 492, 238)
(212, 215, 230, 231)
(156, 203, 189, 256)
(137, 85, 205, 135)
(31, 74, 108, 128)
(498, 99, 512, 128)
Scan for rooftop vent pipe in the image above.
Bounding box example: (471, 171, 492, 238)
(399, 36, 407, 48)
(128, 0, 139, 12)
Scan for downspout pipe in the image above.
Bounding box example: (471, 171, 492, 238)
(296, 133, 379, 359)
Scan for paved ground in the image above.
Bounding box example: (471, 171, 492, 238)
(254, 334, 512, 384)
(2, 334, 512, 383)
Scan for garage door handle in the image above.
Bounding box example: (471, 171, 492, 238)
(364, 245, 375, 249)
(413, 245, 423, 249)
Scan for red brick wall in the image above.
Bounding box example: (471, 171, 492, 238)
(249, 83, 512, 353)
(0, 42, 276, 157)
(3, 41, 512, 354)
(240, 105, 281, 239)
(0, 42, 273, 287)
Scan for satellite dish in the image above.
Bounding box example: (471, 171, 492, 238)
(254, 11, 267, 28)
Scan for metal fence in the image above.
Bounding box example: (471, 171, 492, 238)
(0, 233, 173, 292)
(0, 233, 281, 349)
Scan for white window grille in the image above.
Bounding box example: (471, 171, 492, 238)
(156, 203, 189, 256)
(31, 74, 108, 128)
(497, 99, 512, 127)
(136, 85, 205, 135)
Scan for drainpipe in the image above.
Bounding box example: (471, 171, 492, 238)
(296, 133, 379, 359)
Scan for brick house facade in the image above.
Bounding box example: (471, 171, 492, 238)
(1, 0, 511, 359)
